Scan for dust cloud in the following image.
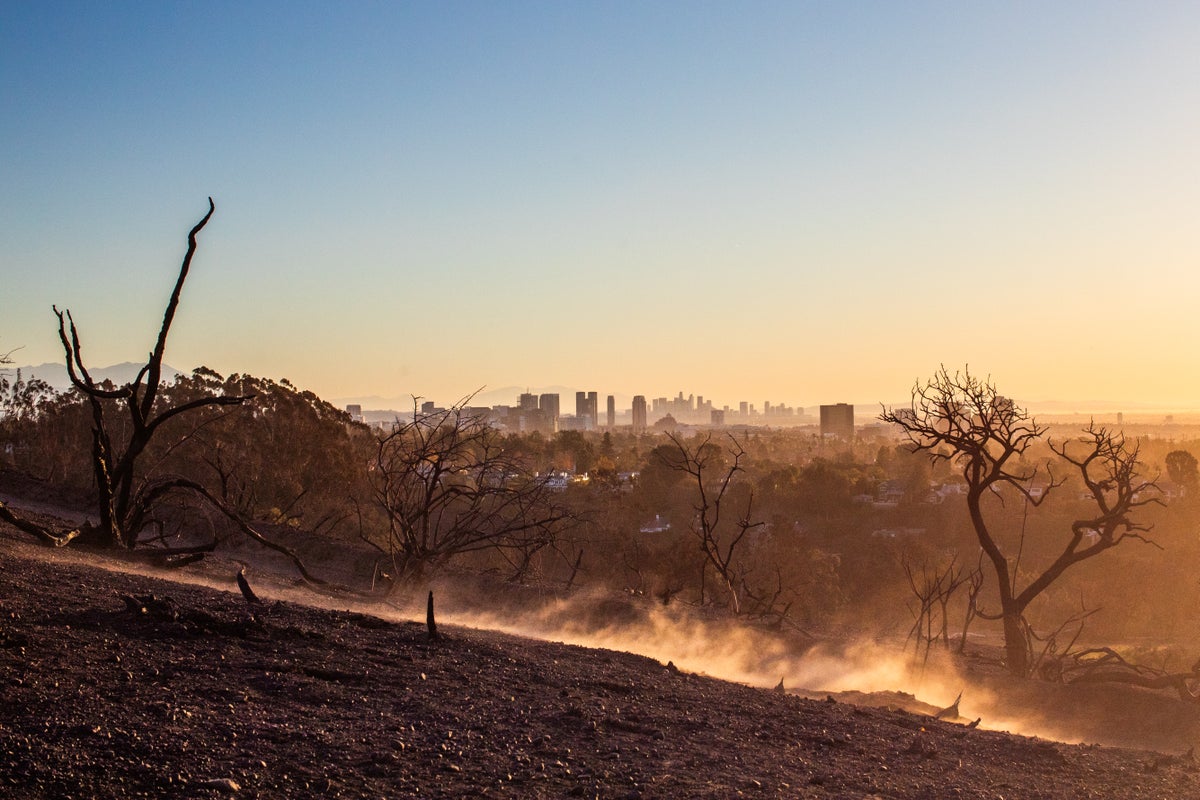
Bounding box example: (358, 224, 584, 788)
(380, 582, 1196, 751)
(52, 541, 1188, 752)
(382, 585, 1009, 733)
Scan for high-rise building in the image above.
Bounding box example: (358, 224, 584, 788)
(539, 393, 560, 422)
(576, 391, 598, 430)
(820, 403, 855, 440)
(606, 395, 616, 428)
(519, 392, 538, 411)
(632, 395, 648, 434)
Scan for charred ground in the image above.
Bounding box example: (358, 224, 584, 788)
(2, 533, 1199, 799)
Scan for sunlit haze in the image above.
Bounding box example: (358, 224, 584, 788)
(3, 3, 1199, 411)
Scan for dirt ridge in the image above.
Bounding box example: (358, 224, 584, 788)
(2, 538, 1199, 798)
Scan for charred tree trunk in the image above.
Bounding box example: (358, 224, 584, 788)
(426, 591, 440, 640)
(1002, 607, 1029, 677)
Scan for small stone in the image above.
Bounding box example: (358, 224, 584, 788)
(201, 777, 241, 791)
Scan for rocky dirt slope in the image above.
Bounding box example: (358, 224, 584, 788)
(2, 536, 1199, 799)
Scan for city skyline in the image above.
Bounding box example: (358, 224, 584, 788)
(367, 383, 830, 436)
(5, 5, 1200, 410)
(8, 357, 1200, 419)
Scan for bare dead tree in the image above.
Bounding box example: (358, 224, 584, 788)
(47, 199, 251, 550)
(660, 432, 765, 614)
(622, 539, 648, 596)
(363, 398, 576, 583)
(904, 558, 956, 660)
(742, 565, 796, 626)
(902, 556, 974, 662)
(0, 201, 234, 548)
(1063, 648, 1200, 703)
(0, 201, 337, 587)
(958, 554, 985, 654)
(1044, 425, 1161, 579)
(1029, 594, 1099, 681)
(882, 367, 1160, 676)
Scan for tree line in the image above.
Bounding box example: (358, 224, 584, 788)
(4, 201, 1200, 684)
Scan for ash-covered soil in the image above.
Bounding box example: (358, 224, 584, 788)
(2, 539, 1199, 799)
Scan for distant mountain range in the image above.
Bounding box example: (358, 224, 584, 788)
(7, 368, 587, 412)
(8, 362, 182, 391)
(6, 370, 609, 416)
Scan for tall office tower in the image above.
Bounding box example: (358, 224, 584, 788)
(587, 392, 598, 429)
(739, 401, 749, 417)
(632, 395, 648, 434)
(576, 391, 598, 430)
(519, 392, 538, 411)
(537, 393, 561, 434)
(819, 403, 855, 440)
(606, 395, 616, 428)
(539, 393, 560, 421)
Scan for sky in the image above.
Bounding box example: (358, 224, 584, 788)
(3, 2, 1200, 411)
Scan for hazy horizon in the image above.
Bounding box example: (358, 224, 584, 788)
(4, 4, 1199, 410)
(9, 358, 1200, 420)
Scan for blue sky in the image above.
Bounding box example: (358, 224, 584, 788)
(3, 2, 1200, 409)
